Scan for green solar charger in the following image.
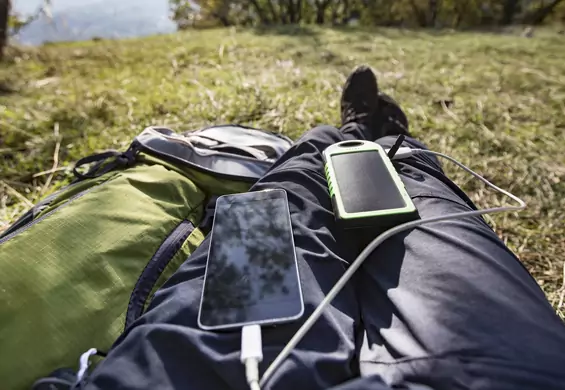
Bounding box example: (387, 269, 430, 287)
(323, 140, 418, 229)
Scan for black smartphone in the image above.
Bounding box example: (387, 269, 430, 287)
(197, 189, 304, 331)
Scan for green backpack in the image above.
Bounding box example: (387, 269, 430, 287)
(0, 125, 292, 389)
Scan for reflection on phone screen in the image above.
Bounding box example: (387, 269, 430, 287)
(332, 151, 406, 213)
(199, 191, 302, 329)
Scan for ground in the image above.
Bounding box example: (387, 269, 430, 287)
(1, 26, 564, 317)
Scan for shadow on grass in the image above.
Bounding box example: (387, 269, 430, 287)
(251, 25, 457, 40)
(252, 25, 320, 38)
(331, 25, 559, 39)
(0, 82, 16, 96)
(330, 26, 460, 39)
(250, 25, 354, 71)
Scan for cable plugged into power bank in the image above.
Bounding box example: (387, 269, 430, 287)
(259, 147, 526, 387)
(241, 324, 263, 390)
(387, 134, 406, 159)
(386, 147, 414, 160)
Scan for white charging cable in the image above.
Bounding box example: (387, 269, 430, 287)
(241, 324, 263, 390)
(259, 148, 526, 387)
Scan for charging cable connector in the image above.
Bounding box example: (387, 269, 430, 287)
(241, 324, 263, 390)
(387, 147, 414, 160)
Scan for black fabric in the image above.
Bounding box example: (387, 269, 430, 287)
(125, 220, 196, 330)
(81, 124, 565, 390)
(33, 368, 76, 390)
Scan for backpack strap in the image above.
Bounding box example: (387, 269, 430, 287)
(73, 148, 137, 180)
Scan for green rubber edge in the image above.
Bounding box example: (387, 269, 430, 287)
(323, 141, 416, 220)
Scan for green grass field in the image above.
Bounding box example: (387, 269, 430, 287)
(1, 26, 564, 317)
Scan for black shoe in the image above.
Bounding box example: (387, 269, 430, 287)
(340, 66, 379, 128)
(373, 92, 410, 139)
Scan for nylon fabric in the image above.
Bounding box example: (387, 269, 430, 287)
(0, 124, 293, 389)
(0, 163, 205, 390)
(81, 125, 565, 390)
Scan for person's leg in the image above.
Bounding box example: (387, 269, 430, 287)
(351, 122, 565, 389)
(82, 125, 365, 390)
(82, 65, 387, 390)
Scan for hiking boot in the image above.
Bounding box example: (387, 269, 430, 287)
(340, 65, 379, 128)
(373, 92, 410, 139)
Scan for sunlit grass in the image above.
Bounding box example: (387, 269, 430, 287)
(1, 26, 564, 317)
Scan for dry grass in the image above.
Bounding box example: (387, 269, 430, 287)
(1, 26, 564, 317)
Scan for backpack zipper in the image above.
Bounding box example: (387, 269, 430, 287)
(1, 145, 140, 242)
(125, 219, 195, 330)
(0, 181, 84, 240)
(0, 181, 111, 245)
(133, 139, 259, 183)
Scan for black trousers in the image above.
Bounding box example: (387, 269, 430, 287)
(84, 124, 565, 390)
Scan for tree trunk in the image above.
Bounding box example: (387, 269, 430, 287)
(265, 0, 280, 24)
(341, 0, 350, 24)
(428, 0, 441, 27)
(315, 6, 324, 24)
(248, 0, 270, 24)
(215, 14, 231, 26)
(280, 4, 289, 24)
(214, 2, 232, 27)
(314, 0, 330, 24)
(453, 0, 470, 28)
(339, 0, 348, 24)
(524, 0, 564, 25)
(500, 0, 520, 25)
(408, 0, 428, 27)
(331, 1, 339, 25)
(0, 0, 9, 61)
(286, 0, 296, 24)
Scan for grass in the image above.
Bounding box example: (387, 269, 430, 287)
(1, 26, 564, 317)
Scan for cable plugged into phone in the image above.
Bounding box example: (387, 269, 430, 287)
(241, 325, 263, 390)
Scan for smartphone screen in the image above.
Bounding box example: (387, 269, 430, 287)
(198, 189, 303, 330)
(331, 151, 406, 213)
